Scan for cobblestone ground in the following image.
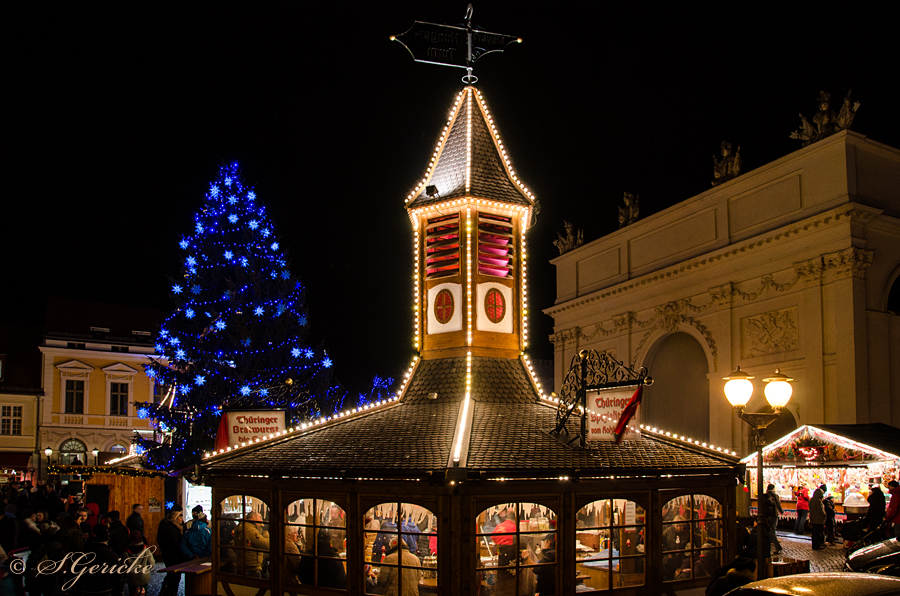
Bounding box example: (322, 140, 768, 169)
(774, 530, 847, 572)
(146, 562, 186, 596)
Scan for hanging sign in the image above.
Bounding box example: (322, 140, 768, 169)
(222, 411, 286, 446)
(392, 21, 521, 69)
(586, 387, 642, 442)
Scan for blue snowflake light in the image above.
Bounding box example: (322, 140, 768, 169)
(192, 285, 202, 294)
(159, 329, 169, 337)
(271, 242, 279, 250)
(147, 369, 156, 378)
(254, 306, 264, 316)
(281, 270, 290, 280)
(304, 348, 314, 359)
(224, 250, 234, 260)
(249, 220, 259, 230)
(322, 357, 333, 368)
(186, 256, 197, 266)
(270, 271, 278, 279)
(215, 320, 226, 330)
(179, 240, 189, 249)
(137, 407, 150, 419)
(240, 385, 251, 396)
(196, 223, 204, 234)
(262, 229, 271, 238)
(175, 349, 186, 360)
(240, 257, 248, 267)
(172, 284, 183, 294)
(170, 337, 180, 345)
(194, 375, 206, 386)
(242, 338, 251, 347)
(209, 185, 219, 197)
(227, 196, 237, 205)
(135, 446, 146, 455)
(223, 291, 231, 300)
(228, 214, 238, 223)
(298, 315, 308, 326)
(185, 308, 195, 319)
(291, 347, 301, 358)
(247, 191, 256, 200)
(276, 303, 286, 315)
(224, 176, 233, 187)
(154, 343, 164, 353)
(166, 501, 175, 510)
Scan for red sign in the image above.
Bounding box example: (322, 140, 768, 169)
(586, 387, 641, 442)
(219, 411, 287, 446)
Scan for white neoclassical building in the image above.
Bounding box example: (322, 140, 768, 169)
(545, 130, 900, 454)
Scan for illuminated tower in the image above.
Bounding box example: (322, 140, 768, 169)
(406, 86, 537, 361)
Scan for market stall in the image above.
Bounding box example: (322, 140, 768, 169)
(742, 424, 899, 524)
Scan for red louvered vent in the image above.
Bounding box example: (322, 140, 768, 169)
(477, 212, 514, 278)
(425, 214, 460, 279)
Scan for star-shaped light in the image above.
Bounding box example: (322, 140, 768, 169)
(195, 223, 204, 234)
(186, 256, 197, 266)
(147, 368, 156, 378)
(270, 242, 279, 251)
(240, 257, 248, 267)
(224, 250, 234, 260)
(248, 220, 259, 230)
(298, 315, 308, 326)
(179, 240, 189, 249)
(227, 196, 238, 205)
(154, 343, 164, 353)
(254, 306, 264, 316)
(247, 191, 256, 200)
(259, 388, 269, 397)
(138, 407, 150, 419)
(304, 348, 314, 359)
(224, 176, 233, 187)
(209, 185, 220, 197)
(215, 320, 226, 330)
(165, 501, 175, 510)
(281, 270, 290, 280)
(228, 214, 238, 223)
(291, 347, 301, 358)
(185, 309, 195, 319)
(276, 303, 286, 315)
(194, 375, 206, 386)
(170, 337, 180, 345)
(270, 271, 278, 279)
(188, 267, 197, 275)
(212, 408, 222, 417)
(223, 291, 231, 300)
(172, 284, 183, 294)
(239, 385, 251, 396)
(262, 229, 271, 238)
(175, 349, 186, 360)
(241, 338, 251, 347)
(192, 285, 202, 295)
(322, 357, 333, 368)
(159, 329, 169, 337)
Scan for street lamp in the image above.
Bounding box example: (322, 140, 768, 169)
(724, 366, 793, 580)
(92, 448, 100, 465)
(44, 447, 53, 476)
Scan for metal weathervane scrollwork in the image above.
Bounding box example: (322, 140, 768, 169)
(391, 4, 522, 84)
(550, 350, 651, 448)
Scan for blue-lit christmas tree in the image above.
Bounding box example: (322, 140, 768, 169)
(139, 163, 336, 469)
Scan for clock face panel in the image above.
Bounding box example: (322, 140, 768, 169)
(434, 289, 455, 324)
(484, 288, 506, 324)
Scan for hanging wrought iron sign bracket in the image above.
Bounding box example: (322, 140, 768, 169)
(549, 350, 650, 449)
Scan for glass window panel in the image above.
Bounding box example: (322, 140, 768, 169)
(218, 495, 270, 579)
(366, 502, 435, 595)
(692, 547, 721, 579)
(577, 499, 645, 592)
(285, 498, 346, 590)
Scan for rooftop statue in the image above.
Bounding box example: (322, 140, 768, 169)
(712, 141, 742, 187)
(790, 89, 860, 147)
(618, 192, 639, 228)
(553, 220, 583, 254)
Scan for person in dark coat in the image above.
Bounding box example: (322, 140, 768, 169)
(126, 503, 146, 543)
(823, 493, 838, 544)
(298, 530, 347, 589)
(108, 510, 130, 558)
(181, 513, 212, 558)
(532, 534, 557, 595)
(809, 486, 826, 550)
(706, 557, 756, 596)
(864, 485, 886, 532)
(87, 524, 123, 594)
(157, 506, 186, 596)
(42, 484, 65, 527)
(0, 504, 19, 553)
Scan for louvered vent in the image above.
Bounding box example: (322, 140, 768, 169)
(477, 213, 514, 278)
(425, 214, 460, 279)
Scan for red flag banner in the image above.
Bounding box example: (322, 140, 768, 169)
(614, 385, 644, 444)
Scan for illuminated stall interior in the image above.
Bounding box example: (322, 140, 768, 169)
(201, 87, 744, 596)
(744, 423, 899, 523)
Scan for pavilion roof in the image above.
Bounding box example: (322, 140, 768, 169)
(405, 87, 534, 209)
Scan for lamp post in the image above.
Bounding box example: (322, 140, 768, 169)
(724, 366, 793, 580)
(92, 448, 99, 465)
(44, 447, 53, 479)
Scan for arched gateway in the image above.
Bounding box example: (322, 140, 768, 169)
(202, 87, 743, 595)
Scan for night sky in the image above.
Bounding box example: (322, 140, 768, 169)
(5, 3, 898, 396)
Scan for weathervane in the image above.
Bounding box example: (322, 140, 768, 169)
(391, 4, 522, 84)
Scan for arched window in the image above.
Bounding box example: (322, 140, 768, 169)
(60, 439, 86, 464)
(575, 498, 646, 591)
(217, 495, 270, 578)
(109, 444, 127, 453)
(283, 498, 347, 590)
(364, 502, 437, 595)
(661, 494, 723, 582)
(475, 502, 557, 595)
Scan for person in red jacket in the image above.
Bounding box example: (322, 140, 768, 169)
(885, 481, 900, 538)
(793, 484, 810, 535)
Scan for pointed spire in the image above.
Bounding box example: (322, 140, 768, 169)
(406, 87, 535, 209)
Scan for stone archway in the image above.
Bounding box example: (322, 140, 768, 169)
(642, 332, 710, 442)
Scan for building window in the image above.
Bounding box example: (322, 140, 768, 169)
(425, 213, 460, 279)
(109, 444, 127, 453)
(59, 438, 86, 464)
(110, 382, 129, 416)
(65, 380, 84, 413)
(477, 211, 514, 278)
(283, 498, 347, 590)
(218, 495, 270, 578)
(475, 502, 556, 595)
(661, 494, 724, 582)
(365, 502, 437, 595)
(576, 498, 646, 591)
(1, 405, 23, 435)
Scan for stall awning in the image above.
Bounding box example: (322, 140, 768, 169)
(0, 452, 33, 469)
(741, 424, 900, 466)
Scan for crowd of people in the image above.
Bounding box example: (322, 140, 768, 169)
(0, 479, 211, 596)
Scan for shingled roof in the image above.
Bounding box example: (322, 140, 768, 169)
(406, 87, 534, 209)
(203, 356, 739, 478)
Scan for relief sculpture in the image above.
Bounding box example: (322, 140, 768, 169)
(742, 306, 799, 357)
